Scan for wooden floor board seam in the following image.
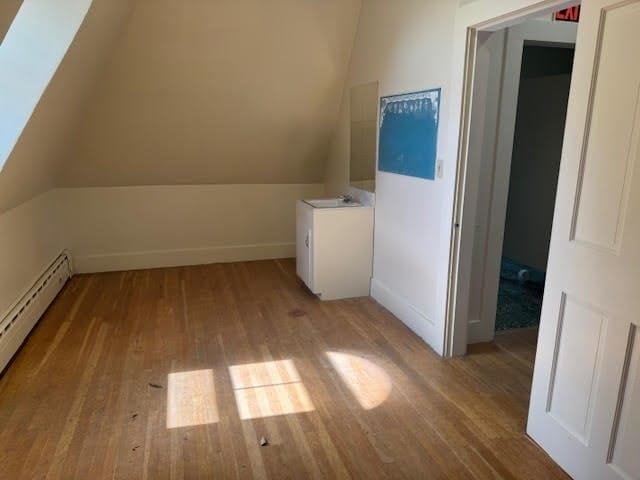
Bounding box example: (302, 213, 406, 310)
(0, 260, 568, 479)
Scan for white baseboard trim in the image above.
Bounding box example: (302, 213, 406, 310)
(467, 318, 495, 344)
(73, 242, 295, 273)
(371, 278, 442, 355)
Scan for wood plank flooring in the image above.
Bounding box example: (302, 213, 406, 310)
(0, 259, 568, 479)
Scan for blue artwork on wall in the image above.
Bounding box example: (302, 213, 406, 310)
(378, 88, 441, 180)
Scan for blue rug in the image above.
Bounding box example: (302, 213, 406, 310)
(495, 258, 545, 331)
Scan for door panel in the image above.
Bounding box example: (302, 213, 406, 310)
(571, 1, 640, 252)
(609, 325, 640, 479)
(547, 295, 607, 445)
(528, 1, 640, 479)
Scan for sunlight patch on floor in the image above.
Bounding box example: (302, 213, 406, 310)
(229, 359, 314, 420)
(326, 352, 392, 410)
(167, 369, 219, 428)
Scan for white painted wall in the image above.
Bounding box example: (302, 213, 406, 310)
(0, 191, 65, 317)
(58, 184, 324, 273)
(59, 0, 361, 188)
(1, 183, 323, 319)
(326, 0, 458, 354)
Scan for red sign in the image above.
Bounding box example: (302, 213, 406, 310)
(555, 6, 581, 22)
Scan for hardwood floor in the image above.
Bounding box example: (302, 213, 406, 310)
(0, 259, 568, 479)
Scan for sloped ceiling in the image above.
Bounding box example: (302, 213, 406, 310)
(0, 0, 22, 44)
(0, 0, 136, 213)
(58, 0, 362, 187)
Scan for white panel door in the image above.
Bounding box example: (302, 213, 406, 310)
(528, 1, 640, 479)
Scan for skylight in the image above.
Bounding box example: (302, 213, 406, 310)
(0, 0, 92, 171)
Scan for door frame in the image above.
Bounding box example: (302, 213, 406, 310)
(443, 0, 581, 357)
(467, 23, 578, 344)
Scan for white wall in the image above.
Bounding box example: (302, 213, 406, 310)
(0, 191, 65, 317)
(59, 0, 361, 188)
(503, 73, 571, 270)
(326, 0, 458, 353)
(0, 183, 323, 314)
(59, 184, 324, 273)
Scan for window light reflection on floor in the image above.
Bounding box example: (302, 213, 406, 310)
(229, 359, 314, 420)
(167, 369, 219, 428)
(326, 352, 392, 410)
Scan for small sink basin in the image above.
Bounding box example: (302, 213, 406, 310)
(304, 198, 362, 208)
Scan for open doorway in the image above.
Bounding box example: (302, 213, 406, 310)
(448, 2, 640, 476)
(495, 44, 574, 332)
(462, 16, 578, 345)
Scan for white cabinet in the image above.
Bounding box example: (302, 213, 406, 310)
(296, 200, 374, 300)
(296, 201, 314, 288)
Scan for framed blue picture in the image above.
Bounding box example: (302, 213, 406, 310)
(378, 88, 441, 180)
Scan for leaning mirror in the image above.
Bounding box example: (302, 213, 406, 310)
(350, 81, 379, 193)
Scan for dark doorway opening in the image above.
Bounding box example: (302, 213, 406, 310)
(496, 44, 575, 331)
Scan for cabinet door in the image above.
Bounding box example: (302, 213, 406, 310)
(296, 202, 313, 290)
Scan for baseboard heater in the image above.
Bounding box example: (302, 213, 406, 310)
(0, 252, 72, 374)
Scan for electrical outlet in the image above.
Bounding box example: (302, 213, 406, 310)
(436, 159, 444, 179)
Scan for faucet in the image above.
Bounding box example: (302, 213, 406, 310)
(339, 194, 354, 203)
